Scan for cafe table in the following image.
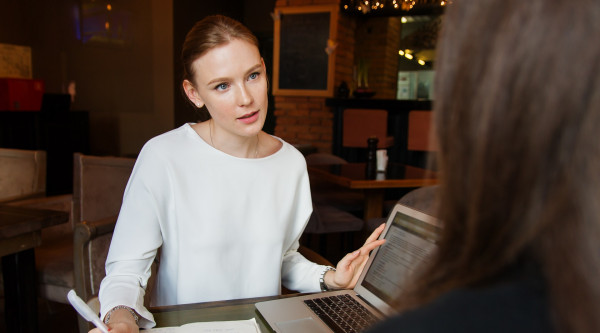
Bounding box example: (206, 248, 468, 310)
(151, 294, 301, 331)
(0, 204, 70, 333)
(307, 163, 437, 221)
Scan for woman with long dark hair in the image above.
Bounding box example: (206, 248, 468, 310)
(368, 0, 600, 332)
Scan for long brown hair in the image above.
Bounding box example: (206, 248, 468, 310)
(397, 1, 600, 332)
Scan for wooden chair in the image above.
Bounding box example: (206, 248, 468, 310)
(342, 109, 394, 157)
(72, 153, 136, 224)
(73, 215, 119, 332)
(69, 153, 136, 332)
(0, 148, 46, 203)
(406, 110, 438, 170)
(408, 110, 437, 152)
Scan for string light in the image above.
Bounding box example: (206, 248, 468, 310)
(341, 0, 450, 15)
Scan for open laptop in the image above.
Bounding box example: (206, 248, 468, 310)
(256, 203, 442, 333)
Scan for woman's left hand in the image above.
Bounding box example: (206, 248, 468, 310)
(324, 223, 386, 290)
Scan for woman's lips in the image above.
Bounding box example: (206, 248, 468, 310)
(237, 111, 259, 124)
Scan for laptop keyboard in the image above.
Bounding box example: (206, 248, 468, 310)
(304, 294, 379, 333)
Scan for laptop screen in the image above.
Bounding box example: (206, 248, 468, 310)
(355, 205, 441, 312)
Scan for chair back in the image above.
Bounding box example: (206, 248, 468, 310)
(342, 109, 393, 148)
(72, 153, 136, 224)
(0, 148, 46, 202)
(408, 110, 438, 152)
(71, 153, 135, 333)
(73, 216, 118, 333)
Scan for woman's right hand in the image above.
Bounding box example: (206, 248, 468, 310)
(89, 307, 139, 333)
(89, 320, 139, 333)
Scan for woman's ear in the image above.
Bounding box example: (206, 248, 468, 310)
(183, 79, 204, 108)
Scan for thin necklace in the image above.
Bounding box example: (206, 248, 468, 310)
(209, 119, 259, 158)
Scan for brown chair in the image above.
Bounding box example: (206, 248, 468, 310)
(73, 216, 119, 332)
(72, 153, 136, 224)
(0, 148, 46, 203)
(408, 110, 437, 152)
(342, 109, 394, 149)
(406, 110, 438, 170)
(69, 153, 136, 332)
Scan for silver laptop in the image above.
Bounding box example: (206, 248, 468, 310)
(256, 203, 442, 333)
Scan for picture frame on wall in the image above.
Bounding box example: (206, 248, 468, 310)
(272, 5, 338, 97)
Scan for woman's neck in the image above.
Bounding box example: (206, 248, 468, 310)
(208, 119, 260, 158)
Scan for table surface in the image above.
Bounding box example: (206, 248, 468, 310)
(308, 163, 437, 220)
(151, 294, 296, 331)
(308, 163, 437, 189)
(0, 204, 70, 256)
(0, 204, 69, 237)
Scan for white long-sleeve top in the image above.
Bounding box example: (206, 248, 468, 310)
(98, 123, 325, 328)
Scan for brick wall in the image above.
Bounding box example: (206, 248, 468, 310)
(354, 16, 401, 99)
(273, 0, 398, 153)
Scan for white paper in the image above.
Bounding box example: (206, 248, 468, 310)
(146, 318, 261, 333)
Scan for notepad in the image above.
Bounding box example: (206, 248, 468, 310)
(146, 318, 260, 333)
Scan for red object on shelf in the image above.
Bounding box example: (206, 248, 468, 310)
(0, 78, 45, 110)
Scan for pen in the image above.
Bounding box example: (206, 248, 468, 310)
(67, 289, 110, 333)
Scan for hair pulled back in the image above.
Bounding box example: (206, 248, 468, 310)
(181, 15, 259, 86)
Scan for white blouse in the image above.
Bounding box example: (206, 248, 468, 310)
(98, 123, 325, 328)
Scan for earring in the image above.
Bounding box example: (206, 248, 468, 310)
(196, 103, 200, 108)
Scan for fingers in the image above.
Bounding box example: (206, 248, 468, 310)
(363, 223, 386, 245)
(359, 239, 385, 255)
(336, 249, 359, 268)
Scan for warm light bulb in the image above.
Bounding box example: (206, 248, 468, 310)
(405, 54, 413, 60)
(399, 50, 405, 56)
(344, 5, 348, 9)
(105, 21, 110, 30)
(418, 59, 425, 65)
(107, 4, 112, 11)
(401, 16, 407, 23)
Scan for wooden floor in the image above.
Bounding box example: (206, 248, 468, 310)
(0, 297, 79, 333)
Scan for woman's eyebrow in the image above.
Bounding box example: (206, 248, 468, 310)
(205, 63, 262, 87)
(245, 63, 262, 75)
